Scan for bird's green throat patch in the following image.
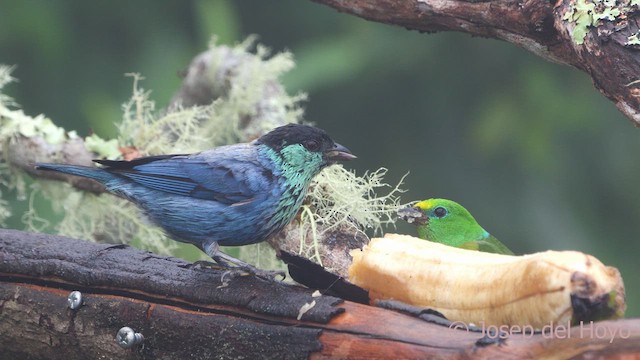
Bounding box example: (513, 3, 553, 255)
(265, 144, 324, 185)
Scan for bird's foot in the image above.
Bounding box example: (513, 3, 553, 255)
(215, 267, 285, 287)
(184, 259, 285, 281)
(210, 253, 286, 281)
(225, 265, 287, 281)
(257, 268, 287, 281)
(185, 260, 225, 270)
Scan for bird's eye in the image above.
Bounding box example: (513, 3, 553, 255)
(434, 206, 448, 218)
(304, 139, 320, 151)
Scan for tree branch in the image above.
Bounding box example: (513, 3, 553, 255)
(1, 229, 639, 358)
(311, 0, 640, 126)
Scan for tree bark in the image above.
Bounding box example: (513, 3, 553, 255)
(1, 229, 639, 359)
(311, 0, 640, 126)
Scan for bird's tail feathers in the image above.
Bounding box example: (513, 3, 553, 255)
(34, 163, 114, 183)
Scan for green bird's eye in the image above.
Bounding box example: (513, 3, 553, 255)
(434, 206, 447, 218)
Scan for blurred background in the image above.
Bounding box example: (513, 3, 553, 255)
(1, 1, 638, 316)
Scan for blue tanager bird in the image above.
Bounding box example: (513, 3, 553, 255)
(35, 124, 356, 278)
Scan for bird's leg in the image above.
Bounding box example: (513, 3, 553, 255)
(203, 241, 286, 281)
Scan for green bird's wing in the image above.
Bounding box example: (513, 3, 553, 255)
(459, 235, 514, 255)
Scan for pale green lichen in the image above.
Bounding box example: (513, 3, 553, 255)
(118, 38, 304, 154)
(0, 66, 67, 146)
(0, 67, 111, 153)
(199, 37, 305, 146)
(54, 189, 171, 254)
(0, 65, 16, 108)
(20, 184, 51, 232)
(0, 108, 66, 145)
(627, 33, 640, 46)
(0, 66, 19, 224)
(563, 0, 629, 45)
(306, 166, 405, 234)
(295, 167, 407, 265)
(84, 133, 121, 160)
(0, 164, 11, 224)
(118, 74, 212, 155)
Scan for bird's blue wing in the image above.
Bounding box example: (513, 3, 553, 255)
(95, 147, 271, 205)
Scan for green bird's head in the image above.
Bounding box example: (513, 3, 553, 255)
(397, 198, 491, 248)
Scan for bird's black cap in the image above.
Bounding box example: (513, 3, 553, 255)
(257, 124, 355, 162)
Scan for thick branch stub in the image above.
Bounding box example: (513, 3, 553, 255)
(313, 0, 572, 64)
(168, 50, 219, 110)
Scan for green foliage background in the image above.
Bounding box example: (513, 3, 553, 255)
(1, 1, 638, 316)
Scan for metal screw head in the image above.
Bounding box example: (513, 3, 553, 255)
(117, 327, 144, 349)
(67, 291, 83, 310)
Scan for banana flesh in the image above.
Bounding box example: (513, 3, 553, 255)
(348, 233, 625, 329)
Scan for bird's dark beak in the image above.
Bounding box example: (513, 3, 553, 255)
(324, 143, 356, 163)
(397, 206, 429, 226)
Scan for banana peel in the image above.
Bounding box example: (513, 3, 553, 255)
(348, 233, 625, 329)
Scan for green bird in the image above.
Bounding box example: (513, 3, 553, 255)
(397, 198, 514, 255)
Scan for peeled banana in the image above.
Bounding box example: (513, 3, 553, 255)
(348, 233, 625, 329)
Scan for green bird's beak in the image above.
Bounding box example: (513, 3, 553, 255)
(397, 206, 429, 225)
(324, 143, 357, 163)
